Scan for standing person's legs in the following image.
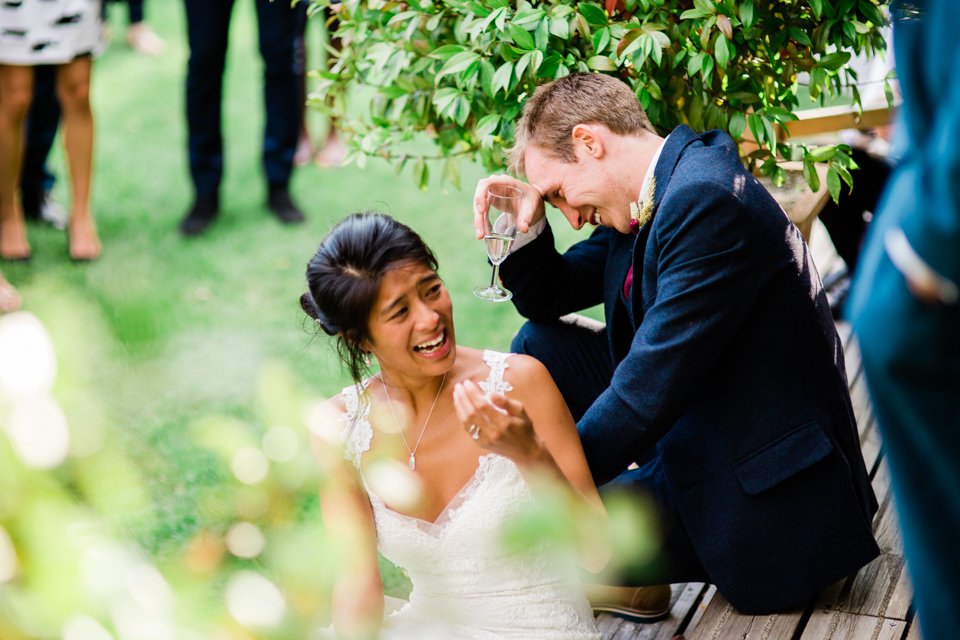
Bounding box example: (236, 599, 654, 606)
(256, 0, 305, 223)
(0, 64, 34, 260)
(125, 0, 166, 56)
(56, 56, 100, 260)
(180, 0, 233, 235)
(21, 65, 64, 227)
(314, 5, 346, 168)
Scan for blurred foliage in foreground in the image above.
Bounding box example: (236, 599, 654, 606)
(1, 312, 656, 638)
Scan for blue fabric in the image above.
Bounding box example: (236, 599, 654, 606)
(183, 0, 303, 198)
(501, 126, 879, 614)
(848, 2, 960, 638)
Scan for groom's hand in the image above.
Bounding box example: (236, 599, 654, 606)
(473, 175, 546, 238)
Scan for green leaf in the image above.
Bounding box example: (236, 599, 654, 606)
(687, 51, 703, 77)
(578, 3, 608, 27)
(808, 145, 837, 162)
(809, 0, 823, 20)
(476, 113, 501, 138)
(436, 51, 480, 82)
(693, 0, 714, 13)
(549, 16, 570, 39)
(748, 113, 764, 146)
(513, 7, 544, 28)
(617, 28, 644, 58)
(453, 95, 471, 126)
(787, 27, 812, 46)
(479, 58, 496, 98)
(715, 35, 730, 68)
(534, 18, 550, 51)
(593, 27, 611, 54)
(740, 0, 755, 28)
(443, 158, 461, 190)
(819, 51, 851, 71)
(728, 111, 746, 138)
(802, 161, 821, 193)
(508, 24, 536, 50)
(679, 8, 711, 20)
(587, 55, 617, 71)
(492, 62, 514, 96)
(826, 165, 841, 202)
(430, 44, 467, 60)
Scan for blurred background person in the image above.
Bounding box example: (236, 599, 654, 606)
(0, 269, 20, 313)
(180, 0, 307, 236)
(103, 0, 166, 56)
(848, 1, 960, 638)
(0, 0, 103, 261)
(19, 66, 67, 230)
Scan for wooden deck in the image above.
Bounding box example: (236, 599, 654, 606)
(598, 223, 920, 640)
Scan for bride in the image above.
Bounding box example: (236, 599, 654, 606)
(302, 212, 609, 639)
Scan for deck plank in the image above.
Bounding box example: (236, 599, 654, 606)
(799, 610, 906, 640)
(683, 592, 804, 640)
(598, 583, 709, 640)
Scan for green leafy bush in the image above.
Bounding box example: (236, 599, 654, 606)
(309, 0, 887, 197)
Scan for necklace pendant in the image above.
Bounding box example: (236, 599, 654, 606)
(408, 454, 416, 471)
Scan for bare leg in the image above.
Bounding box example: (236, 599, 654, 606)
(0, 65, 34, 260)
(0, 269, 20, 312)
(315, 118, 347, 167)
(57, 57, 101, 260)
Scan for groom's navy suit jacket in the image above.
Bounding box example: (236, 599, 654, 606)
(501, 126, 879, 614)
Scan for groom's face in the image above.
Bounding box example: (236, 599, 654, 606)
(524, 143, 622, 232)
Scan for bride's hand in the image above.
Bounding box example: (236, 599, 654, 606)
(452, 380, 547, 466)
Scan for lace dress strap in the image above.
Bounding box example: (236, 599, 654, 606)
(479, 350, 514, 396)
(340, 381, 373, 470)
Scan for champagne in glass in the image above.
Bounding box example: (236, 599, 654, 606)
(473, 185, 522, 302)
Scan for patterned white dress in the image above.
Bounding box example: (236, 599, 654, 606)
(332, 350, 601, 640)
(0, 0, 103, 65)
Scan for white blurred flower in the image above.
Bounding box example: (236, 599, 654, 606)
(365, 459, 423, 511)
(62, 616, 114, 640)
(262, 425, 299, 462)
(231, 446, 269, 484)
(225, 571, 287, 629)
(0, 312, 57, 397)
(5, 395, 70, 469)
(0, 525, 17, 583)
(225, 522, 266, 559)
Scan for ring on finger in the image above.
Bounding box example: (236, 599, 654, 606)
(469, 424, 481, 440)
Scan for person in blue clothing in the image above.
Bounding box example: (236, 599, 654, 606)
(473, 72, 880, 615)
(847, 2, 960, 638)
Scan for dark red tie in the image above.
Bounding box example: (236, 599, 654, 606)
(623, 265, 634, 300)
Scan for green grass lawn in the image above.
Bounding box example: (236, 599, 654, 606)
(3, 0, 592, 575)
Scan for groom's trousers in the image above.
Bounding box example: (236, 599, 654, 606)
(512, 315, 709, 586)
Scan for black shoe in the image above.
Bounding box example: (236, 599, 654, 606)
(267, 187, 305, 224)
(22, 191, 67, 230)
(179, 195, 219, 236)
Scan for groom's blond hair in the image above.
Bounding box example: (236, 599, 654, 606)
(509, 73, 655, 176)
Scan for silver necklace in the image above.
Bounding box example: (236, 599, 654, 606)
(380, 373, 446, 471)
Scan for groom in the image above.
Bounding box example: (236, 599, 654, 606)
(474, 73, 879, 615)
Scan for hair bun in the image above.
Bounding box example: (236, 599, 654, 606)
(299, 292, 338, 336)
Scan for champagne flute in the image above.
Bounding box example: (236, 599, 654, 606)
(473, 184, 522, 302)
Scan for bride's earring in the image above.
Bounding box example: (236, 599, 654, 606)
(364, 351, 373, 367)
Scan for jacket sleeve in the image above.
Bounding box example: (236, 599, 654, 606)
(579, 184, 775, 484)
(498, 222, 610, 321)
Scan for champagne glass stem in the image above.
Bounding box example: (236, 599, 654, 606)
(490, 263, 501, 289)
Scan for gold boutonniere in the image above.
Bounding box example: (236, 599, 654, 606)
(629, 177, 656, 233)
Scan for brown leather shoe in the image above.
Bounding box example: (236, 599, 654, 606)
(587, 583, 671, 622)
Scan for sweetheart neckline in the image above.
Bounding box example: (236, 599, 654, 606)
(367, 453, 503, 529)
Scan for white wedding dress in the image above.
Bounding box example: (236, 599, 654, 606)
(334, 351, 601, 640)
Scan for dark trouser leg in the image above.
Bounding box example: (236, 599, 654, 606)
(183, 0, 233, 201)
(512, 315, 708, 585)
(20, 65, 60, 215)
(511, 314, 612, 421)
(255, 0, 301, 190)
(128, 0, 145, 24)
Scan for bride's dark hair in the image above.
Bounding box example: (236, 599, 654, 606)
(301, 212, 439, 385)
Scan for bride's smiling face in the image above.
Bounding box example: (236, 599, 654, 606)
(365, 261, 456, 378)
